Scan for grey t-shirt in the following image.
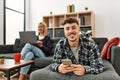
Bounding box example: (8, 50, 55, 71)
(70, 46, 80, 62)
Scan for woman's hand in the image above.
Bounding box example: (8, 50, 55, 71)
(37, 40, 43, 47)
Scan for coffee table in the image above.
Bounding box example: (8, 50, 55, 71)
(0, 59, 34, 80)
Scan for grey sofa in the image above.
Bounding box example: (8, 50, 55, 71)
(0, 37, 120, 80)
(30, 37, 120, 80)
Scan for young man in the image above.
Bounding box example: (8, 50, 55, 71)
(51, 17, 104, 75)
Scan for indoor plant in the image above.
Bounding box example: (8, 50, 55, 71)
(0, 55, 5, 64)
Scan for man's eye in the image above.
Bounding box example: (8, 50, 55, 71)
(65, 28, 69, 30)
(72, 26, 76, 29)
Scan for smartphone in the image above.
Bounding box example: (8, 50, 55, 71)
(61, 59, 72, 66)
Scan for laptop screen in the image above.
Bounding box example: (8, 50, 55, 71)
(19, 31, 37, 44)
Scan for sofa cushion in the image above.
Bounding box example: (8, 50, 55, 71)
(0, 45, 13, 53)
(92, 37, 108, 52)
(12, 38, 25, 53)
(0, 53, 14, 59)
(34, 56, 53, 68)
(111, 46, 120, 76)
(30, 60, 120, 80)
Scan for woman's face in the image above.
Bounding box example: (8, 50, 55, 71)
(38, 24, 44, 33)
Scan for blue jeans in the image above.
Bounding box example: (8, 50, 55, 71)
(20, 43, 45, 75)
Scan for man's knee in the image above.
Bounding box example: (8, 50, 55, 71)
(25, 43, 31, 47)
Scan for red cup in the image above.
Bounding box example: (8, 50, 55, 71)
(14, 53, 21, 63)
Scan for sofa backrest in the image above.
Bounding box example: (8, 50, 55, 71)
(12, 37, 108, 55)
(51, 37, 108, 54)
(93, 37, 108, 52)
(12, 38, 59, 54)
(50, 38, 61, 55)
(12, 38, 60, 54)
(12, 38, 25, 53)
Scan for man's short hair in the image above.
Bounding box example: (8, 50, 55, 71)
(63, 17, 79, 26)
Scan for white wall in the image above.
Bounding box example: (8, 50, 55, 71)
(0, 0, 4, 44)
(0, 0, 119, 44)
(29, 0, 120, 39)
(26, 0, 31, 31)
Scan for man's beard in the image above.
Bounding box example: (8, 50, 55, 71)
(69, 37, 77, 42)
(68, 32, 77, 42)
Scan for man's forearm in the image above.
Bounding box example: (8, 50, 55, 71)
(51, 63, 59, 72)
(84, 64, 104, 74)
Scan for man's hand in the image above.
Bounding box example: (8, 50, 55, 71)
(71, 64, 85, 76)
(58, 64, 73, 74)
(37, 40, 43, 47)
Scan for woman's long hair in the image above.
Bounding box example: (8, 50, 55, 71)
(38, 22, 48, 36)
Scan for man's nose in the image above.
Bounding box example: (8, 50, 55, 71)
(69, 28, 73, 32)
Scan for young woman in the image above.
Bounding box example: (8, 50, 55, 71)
(18, 22, 53, 80)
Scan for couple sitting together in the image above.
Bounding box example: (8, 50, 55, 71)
(18, 17, 104, 80)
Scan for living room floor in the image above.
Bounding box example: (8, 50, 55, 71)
(0, 72, 29, 80)
(0, 76, 29, 80)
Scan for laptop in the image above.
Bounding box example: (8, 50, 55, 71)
(19, 31, 37, 44)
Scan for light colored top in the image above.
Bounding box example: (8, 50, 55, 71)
(39, 36, 45, 40)
(70, 46, 80, 62)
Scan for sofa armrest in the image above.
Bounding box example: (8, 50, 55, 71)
(0, 45, 13, 53)
(111, 46, 120, 76)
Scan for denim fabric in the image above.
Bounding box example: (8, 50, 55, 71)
(20, 43, 45, 74)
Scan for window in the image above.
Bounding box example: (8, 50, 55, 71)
(4, 0, 25, 44)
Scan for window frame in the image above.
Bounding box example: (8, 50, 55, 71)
(3, 0, 26, 44)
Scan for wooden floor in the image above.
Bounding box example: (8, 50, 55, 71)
(0, 77, 19, 80)
(0, 77, 29, 80)
(0, 73, 29, 80)
(0, 75, 19, 80)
